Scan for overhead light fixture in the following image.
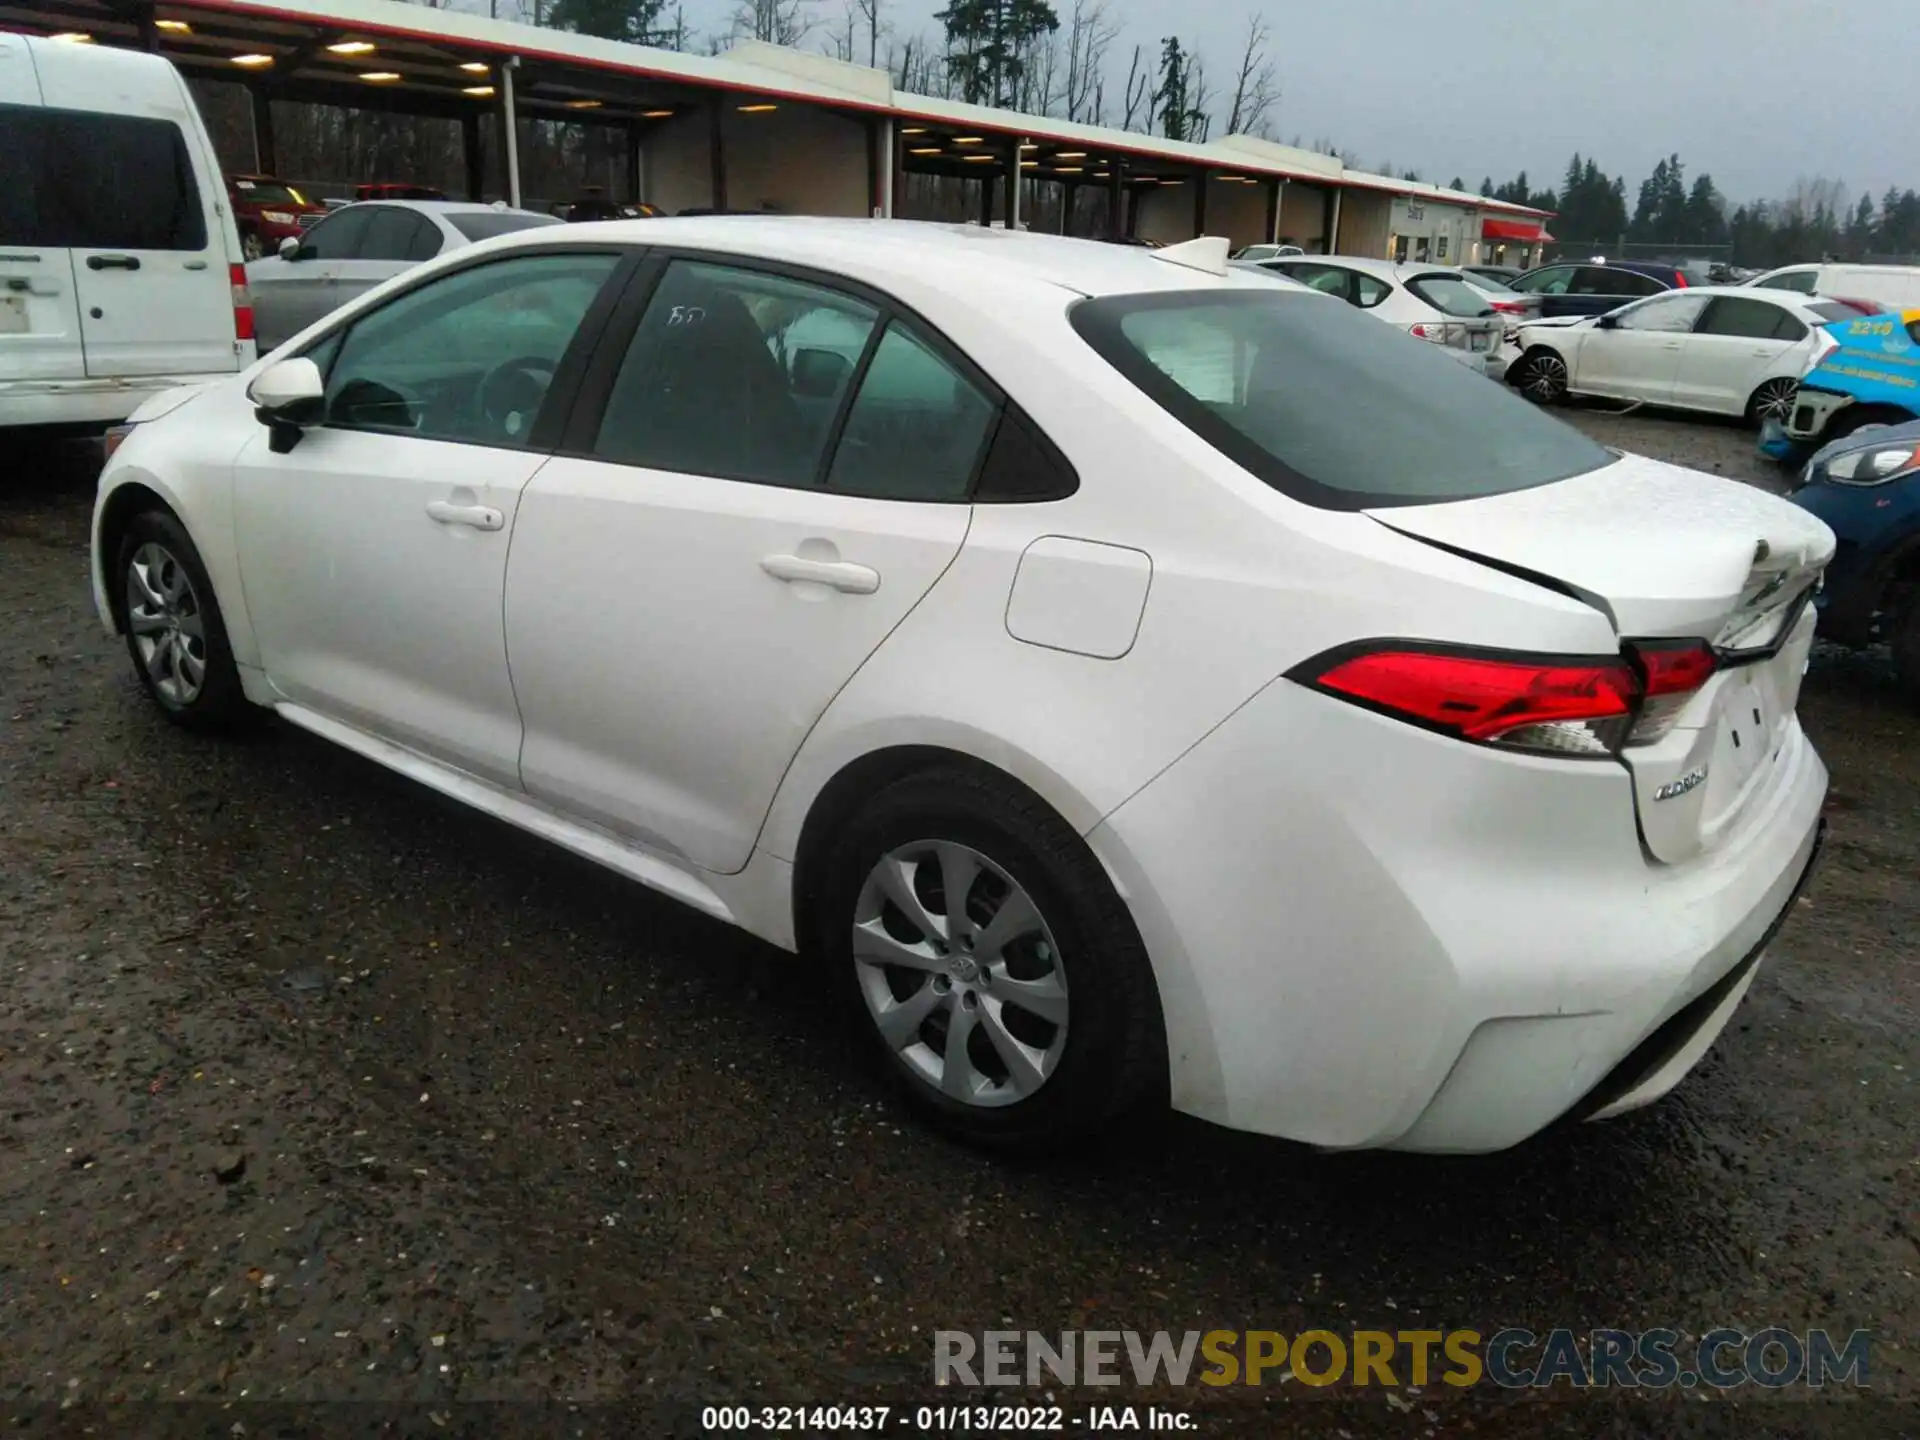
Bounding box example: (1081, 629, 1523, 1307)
(462, 85, 495, 97)
(155, 19, 192, 33)
(1020, 160, 1038, 169)
(1054, 166, 1083, 174)
(963, 154, 995, 164)
(1019, 142, 1037, 151)
(900, 126, 925, 135)
(327, 40, 376, 55)
(1159, 178, 1184, 186)
(738, 102, 777, 113)
(231, 53, 274, 67)
(951, 136, 983, 145)
(1054, 151, 1086, 160)
(641, 108, 675, 118)
(359, 71, 401, 82)
(459, 61, 490, 73)
(50, 31, 94, 42)
(1215, 174, 1243, 182)
(908, 147, 941, 155)
(566, 98, 603, 109)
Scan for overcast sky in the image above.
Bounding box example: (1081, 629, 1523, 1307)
(672, 0, 1919, 204)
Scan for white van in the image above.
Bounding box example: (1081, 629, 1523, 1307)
(0, 34, 254, 431)
(1748, 262, 1920, 313)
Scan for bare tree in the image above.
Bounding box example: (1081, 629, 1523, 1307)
(854, 0, 884, 67)
(1188, 57, 1211, 141)
(1120, 43, 1153, 132)
(1061, 0, 1115, 124)
(730, 0, 815, 46)
(1223, 14, 1278, 138)
(1019, 28, 1062, 115)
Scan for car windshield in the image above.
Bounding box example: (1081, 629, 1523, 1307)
(1071, 289, 1612, 510)
(233, 179, 307, 205)
(1406, 275, 1495, 315)
(447, 212, 567, 241)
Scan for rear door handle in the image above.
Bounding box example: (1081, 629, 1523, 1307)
(85, 254, 141, 271)
(426, 500, 504, 531)
(760, 553, 880, 594)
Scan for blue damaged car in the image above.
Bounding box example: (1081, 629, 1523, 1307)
(1760, 308, 1920, 463)
(1785, 416, 1920, 701)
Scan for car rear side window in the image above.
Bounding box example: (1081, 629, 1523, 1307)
(1697, 296, 1792, 340)
(357, 206, 434, 262)
(0, 103, 206, 250)
(1808, 301, 1858, 325)
(825, 321, 998, 501)
(1070, 289, 1612, 510)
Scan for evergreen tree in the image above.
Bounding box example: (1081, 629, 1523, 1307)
(547, 0, 672, 44)
(936, 0, 1060, 108)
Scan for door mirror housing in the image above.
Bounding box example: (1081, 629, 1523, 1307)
(278, 235, 303, 261)
(248, 357, 326, 452)
(1596, 313, 1620, 330)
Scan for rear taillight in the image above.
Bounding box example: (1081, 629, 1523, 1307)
(1489, 299, 1526, 313)
(1302, 647, 1640, 757)
(1671, 272, 1689, 288)
(1805, 329, 1840, 374)
(1626, 640, 1718, 744)
(1298, 638, 1721, 758)
(230, 262, 255, 343)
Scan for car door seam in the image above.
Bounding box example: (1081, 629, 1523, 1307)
(742, 503, 978, 873)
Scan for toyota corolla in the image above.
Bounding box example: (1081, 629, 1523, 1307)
(92, 219, 1830, 1152)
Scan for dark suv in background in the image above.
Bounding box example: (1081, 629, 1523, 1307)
(1506, 260, 1709, 318)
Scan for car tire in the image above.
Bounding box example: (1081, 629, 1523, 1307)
(1745, 377, 1798, 429)
(116, 510, 253, 730)
(241, 229, 263, 262)
(1516, 348, 1569, 404)
(817, 766, 1163, 1150)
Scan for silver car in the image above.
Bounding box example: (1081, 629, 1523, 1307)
(246, 200, 563, 348)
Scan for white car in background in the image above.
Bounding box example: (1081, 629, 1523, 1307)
(1510, 287, 1863, 425)
(91, 222, 1829, 1155)
(1746, 262, 1920, 314)
(1461, 270, 1543, 373)
(1244, 255, 1506, 376)
(246, 200, 562, 348)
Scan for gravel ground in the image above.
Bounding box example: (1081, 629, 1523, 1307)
(1, 410, 1914, 1438)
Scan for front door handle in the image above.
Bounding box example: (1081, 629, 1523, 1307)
(426, 500, 504, 531)
(760, 553, 880, 594)
(85, 254, 141, 271)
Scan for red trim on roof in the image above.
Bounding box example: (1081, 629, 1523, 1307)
(1482, 217, 1548, 241)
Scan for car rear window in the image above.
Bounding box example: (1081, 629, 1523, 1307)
(1071, 290, 1611, 510)
(448, 212, 567, 242)
(0, 102, 206, 250)
(1405, 275, 1494, 316)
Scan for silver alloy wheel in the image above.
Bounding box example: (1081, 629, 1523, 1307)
(852, 839, 1067, 1108)
(126, 542, 208, 707)
(1519, 351, 1568, 402)
(1752, 377, 1798, 423)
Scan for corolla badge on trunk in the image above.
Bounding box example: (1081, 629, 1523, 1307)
(1655, 767, 1710, 802)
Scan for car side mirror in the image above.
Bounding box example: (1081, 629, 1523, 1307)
(278, 235, 303, 261)
(248, 357, 325, 452)
(791, 347, 850, 400)
(1596, 313, 1620, 330)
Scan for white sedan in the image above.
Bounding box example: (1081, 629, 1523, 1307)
(92, 220, 1830, 1153)
(1245, 255, 1507, 377)
(1510, 286, 1861, 424)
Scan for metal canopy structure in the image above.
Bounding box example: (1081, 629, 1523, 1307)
(0, 0, 1552, 244)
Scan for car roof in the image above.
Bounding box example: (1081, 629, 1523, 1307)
(349, 199, 547, 218)
(503, 216, 1308, 299)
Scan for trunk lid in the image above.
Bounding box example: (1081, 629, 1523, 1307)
(1368, 452, 1834, 862)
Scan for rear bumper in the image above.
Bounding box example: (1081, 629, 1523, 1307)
(0, 372, 241, 430)
(1086, 676, 1830, 1152)
(1786, 387, 1854, 441)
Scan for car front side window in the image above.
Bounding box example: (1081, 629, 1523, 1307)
(320, 252, 620, 445)
(1513, 267, 1574, 295)
(296, 207, 371, 260)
